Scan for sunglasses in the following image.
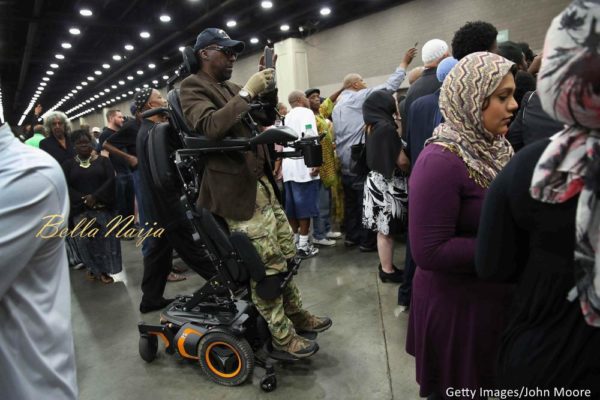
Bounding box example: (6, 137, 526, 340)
(204, 45, 238, 58)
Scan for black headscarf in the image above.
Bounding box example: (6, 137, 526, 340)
(363, 90, 402, 179)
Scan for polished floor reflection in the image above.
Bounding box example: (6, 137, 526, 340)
(71, 239, 419, 400)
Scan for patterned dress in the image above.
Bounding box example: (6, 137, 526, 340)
(362, 170, 407, 235)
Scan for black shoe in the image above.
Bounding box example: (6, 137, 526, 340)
(139, 297, 174, 314)
(344, 239, 358, 248)
(359, 245, 377, 252)
(379, 264, 403, 283)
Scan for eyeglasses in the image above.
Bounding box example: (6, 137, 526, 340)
(204, 45, 238, 58)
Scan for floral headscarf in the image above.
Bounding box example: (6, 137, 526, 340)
(426, 51, 515, 188)
(530, 0, 600, 327)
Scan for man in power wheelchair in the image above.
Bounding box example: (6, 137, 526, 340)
(137, 28, 332, 391)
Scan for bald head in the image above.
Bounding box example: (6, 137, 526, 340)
(343, 73, 367, 91)
(288, 90, 309, 108)
(407, 67, 425, 85)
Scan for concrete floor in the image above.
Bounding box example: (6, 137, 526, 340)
(70, 239, 421, 400)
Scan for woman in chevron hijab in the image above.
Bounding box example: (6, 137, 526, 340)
(406, 51, 518, 399)
(476, 0, 600, 395)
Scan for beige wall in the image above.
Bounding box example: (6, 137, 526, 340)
(78, 0, 570, 125)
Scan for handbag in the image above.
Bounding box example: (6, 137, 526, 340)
(350, 128, 369, 176)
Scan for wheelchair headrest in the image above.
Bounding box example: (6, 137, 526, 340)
(167, 89, 193, 135)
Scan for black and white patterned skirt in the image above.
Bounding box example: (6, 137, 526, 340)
(362, 170, 408, 235)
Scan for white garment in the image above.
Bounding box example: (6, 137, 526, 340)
(282, 107, 320, 183)
(0, 123, 78, 399)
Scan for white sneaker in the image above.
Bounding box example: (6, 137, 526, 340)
(297, 244, 319, 259)
(313, 238, 336, 246)
(326, 231, 343, 239)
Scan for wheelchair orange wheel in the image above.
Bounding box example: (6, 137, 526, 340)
(198, 332, 254, 386)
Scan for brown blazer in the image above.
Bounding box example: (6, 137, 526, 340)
(180, 70, 273, 221)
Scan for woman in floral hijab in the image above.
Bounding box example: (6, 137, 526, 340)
(476, 0, 600, 394)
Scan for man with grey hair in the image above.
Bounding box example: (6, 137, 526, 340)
(39, 110, 75, 165)
(332, 46, 416, 251)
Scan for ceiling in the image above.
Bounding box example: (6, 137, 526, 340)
(0, 0, 402, 126)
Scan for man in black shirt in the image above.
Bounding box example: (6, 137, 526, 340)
(39, 111, 75, 165)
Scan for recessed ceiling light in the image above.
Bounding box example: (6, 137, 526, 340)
(128, 91, 134, 95)
(226, 20, 237, 28)
(69, 27, 81, 35)
(42, 77, 50, 81)
(87, 76, 95, 81)
(143, 84, 149, 88)
(113, 54, 122, 61)
(280, 24, 290, 31)
(119, 81, 125, 85)
(94, 95, 99, 98)
(102, 63, 110, 69)
(82, 81, 88, 86)
(46, 70, 54, 75)
(140, 31, 151, 39)
(55, 54, 65, 59)
(135, 88, 140, 92)
(152, 80, 158, 84)
(94, 70, 102, 75)
(127, 76, 134, 80)
(320, 7, 331, 16)
(116, 96, 121, 100)
(111, 85, 117, 89)
(250, 37, 259, 44)
(163, 75, 169, 80)
(148, 63, 156, 69)
(40, 82, 47, 86)
(71, 90, 78, 94)
(50, 63, 59, 69)
(136, 70, 143, 75)
(76, 86, 82, 90)
(261, 1, 273, 9)
(61, 42, 72, 49)
(178, 46, 185, 52)
(80, 9, 92, 16)
(124, 44, 134, 51)
(104, 88, 110, 93)
(159, 14, 171, 22)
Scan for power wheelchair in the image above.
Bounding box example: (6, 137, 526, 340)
(137, 72, 324, 392)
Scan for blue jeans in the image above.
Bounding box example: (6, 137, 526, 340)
(312, 182, 332, 240)
(115, 172, 135, 219)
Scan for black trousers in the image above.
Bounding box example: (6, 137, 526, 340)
(341, 174, 376, 247)
(140, 222, 215, 306)
(398, 234, 416, 306)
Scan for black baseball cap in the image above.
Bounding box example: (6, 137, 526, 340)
(193, 28, 245, 53)
(305, 88, 320, 97)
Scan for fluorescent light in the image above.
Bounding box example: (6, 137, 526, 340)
(226, 20, 237, 28)
(80, 9, 92, 16)
(61, 42, 72, 49)
(69, 28, 81, 35)
(320, 7, 331, 16)
(159, 14, 171, 22)
(113, 54, 122, 61)
(261, 1, 273, 9)
(250, 37, 259, 44)
(124, 44, 134, 51)
(140, 31, 151, 39)
(280, 24, 290, 31)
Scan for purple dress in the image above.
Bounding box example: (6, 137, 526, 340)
(406, 144, 512, 399)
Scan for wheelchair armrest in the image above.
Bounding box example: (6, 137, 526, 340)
(183, 136, 251, 150)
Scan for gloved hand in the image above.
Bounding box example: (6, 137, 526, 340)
(242, 68, 274, 98)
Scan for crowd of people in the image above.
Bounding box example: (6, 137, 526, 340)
(2, 0, 599, 398)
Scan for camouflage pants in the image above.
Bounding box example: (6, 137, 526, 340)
(226, 179, 312, 345)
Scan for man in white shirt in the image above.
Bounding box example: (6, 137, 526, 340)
(0, 122, 78, 399)
(282, 91, 320, 258)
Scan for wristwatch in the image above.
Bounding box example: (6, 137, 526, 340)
(239, 89, 252, 102)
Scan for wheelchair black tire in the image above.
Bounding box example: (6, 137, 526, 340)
(198, 331, 254, 386)
(139, 334, 158, 363)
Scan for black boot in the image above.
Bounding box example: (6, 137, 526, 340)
(378, 264, 403, 283)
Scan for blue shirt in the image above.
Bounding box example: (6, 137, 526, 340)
(332, 67, 406, 175)
(0, 123, 78, 399)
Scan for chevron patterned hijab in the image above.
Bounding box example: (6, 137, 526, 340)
(426, 52, 515, 187)
(530, 0, 600, 327)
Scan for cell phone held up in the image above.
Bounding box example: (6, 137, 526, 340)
(263, 46, 276, 90)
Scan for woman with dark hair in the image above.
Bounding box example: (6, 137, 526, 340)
(362, 90, 408, 283)
(477, 1, 600, 395)
(406, 52, 518, 399)
(62, 129, 122, 283)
